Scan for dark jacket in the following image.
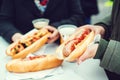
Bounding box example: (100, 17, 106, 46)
(94, 0, 120, 79)
(0, 1, 1, 6)
(0, 0, 85, 43)
(80, 0, 99, 17)
(0, 0, 3, 9)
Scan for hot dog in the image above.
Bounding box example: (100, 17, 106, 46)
(56, 28, 95, 62)
(6, 28, 51, 59)
(6, 54, 63, 73)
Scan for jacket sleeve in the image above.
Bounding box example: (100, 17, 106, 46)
(94, 39, 120, 75)
(0, 0, 21, 43)
(50, 0, 85, 27)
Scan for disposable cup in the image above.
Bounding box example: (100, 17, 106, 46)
(32, 18, 49, 29)
(58, 24, 77, 44)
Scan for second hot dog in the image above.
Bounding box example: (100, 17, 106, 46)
(6, 28, 51, 59)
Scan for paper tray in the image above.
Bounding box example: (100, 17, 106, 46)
(6, 66, 63, 80)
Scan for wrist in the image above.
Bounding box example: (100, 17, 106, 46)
(94, 39, 108, 60)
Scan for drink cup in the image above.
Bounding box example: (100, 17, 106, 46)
(32, 18, 49, 29)
(58, 24, 77, 44)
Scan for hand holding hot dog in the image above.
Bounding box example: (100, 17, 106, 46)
(77, 43, 99, 64)
(12, 26, 60, 44)
(56, 28, 95, 62)
(6, 28, 51, 59)
(77, 25, 104, 64)
(77, 25, 105, 37)
(44, 25, 60, 43)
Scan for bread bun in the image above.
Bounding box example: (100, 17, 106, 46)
(56, 28, 95, 62)
(6, 54, 63, 73)
(6, 28, 51, 59)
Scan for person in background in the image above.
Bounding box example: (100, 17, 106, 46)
(80, 0, 99, 24)
(0, 0, 85, 43)
(105, 0, 113, 7)
(77, 0, 120, 80)
(0, 0, 3, 8)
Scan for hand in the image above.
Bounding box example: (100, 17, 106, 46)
(12, 33, 23, 42)
(77, 25, 105, 37)
(44, 26, 60, 43)
(77, 43, 99, 64)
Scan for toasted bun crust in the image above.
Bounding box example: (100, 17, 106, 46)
(6, 54, 63, 73)
(56, 29, 95, 62)
(65, 31, 94, 61)
(6, 28, 51, 59)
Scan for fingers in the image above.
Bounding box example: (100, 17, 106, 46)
(77, 48, 90, 64)
(12, 33, 23, 42)
(77, 44, 99, 65)
(77, 25, 94, 31)
(45, 26, 60, 43)
(47, 33, 59, 43)
(45, 26, 56, 33)
(78, 25, 105, 37)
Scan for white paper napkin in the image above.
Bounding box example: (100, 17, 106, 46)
(6, 66, 63, 80)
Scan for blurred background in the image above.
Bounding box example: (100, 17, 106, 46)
(91, 0, 113, 24)
(0, 0, 113, 26)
